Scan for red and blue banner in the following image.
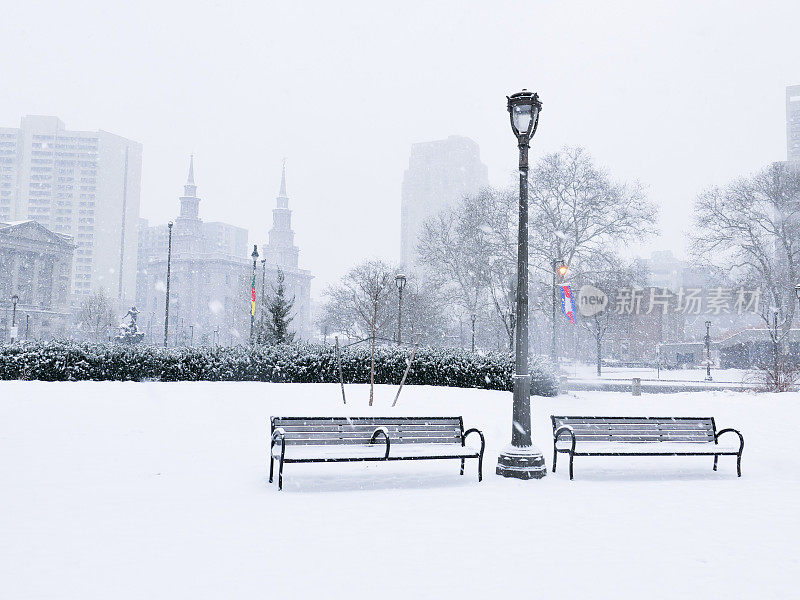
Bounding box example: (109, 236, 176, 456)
(251, 274, 256, 316)
(560, 285, 575, 324)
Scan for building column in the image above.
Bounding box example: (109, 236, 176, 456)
(10, 252, 20, 295)
(49, 257, 58, 307)
(30, 256, 40, 307)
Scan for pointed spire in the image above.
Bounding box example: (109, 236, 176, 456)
(279, 158, 287, 197)
(187, 154, 195, 185)
(183, 154, 198, 198)
(277, 159, 289, 208)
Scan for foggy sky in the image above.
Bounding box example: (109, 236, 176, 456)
(2, 0, 799, 296)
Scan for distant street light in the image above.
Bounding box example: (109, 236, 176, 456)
(250, 245, 259, 344)
(496, 89, 547, 481)
(395, 273, 406, 345)
(470, 312, 477, 353)
(704, 320, 713, 382)
(163, 222, 174, 347)
(261, 258, 267, 307)
(551, 258, 568, 363)
(10, 294, 19, 343)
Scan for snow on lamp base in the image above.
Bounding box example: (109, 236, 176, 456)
(496, 445, 547, 480)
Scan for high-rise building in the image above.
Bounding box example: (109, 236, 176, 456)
(400, 135, 489, 267)
(0, 116, 142, 305)
(788, 85, 800, 163)
(260, 162, 313, 339)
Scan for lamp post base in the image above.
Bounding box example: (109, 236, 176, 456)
(496, 445, 547, 480)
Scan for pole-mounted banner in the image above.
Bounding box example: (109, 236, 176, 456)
(560, 285, 576, 324)
(251, 274, 256, 316)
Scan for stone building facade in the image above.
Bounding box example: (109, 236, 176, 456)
(0, 220, 75, 341)
(136, 159, 313, 345)
(137, 158, 250, 345)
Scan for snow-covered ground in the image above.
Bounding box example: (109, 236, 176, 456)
(1, 382, 796, 599)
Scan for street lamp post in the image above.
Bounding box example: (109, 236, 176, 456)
(395, 273, 406, 345)
(250, 245, 259, 344)
(10, 294, 19, 343)
(704, 320, 713, 382)
(261, 257, 267, 304)
(551, 259, 567, 363)
(496, 89, 547, 480)
(163, 222, 174, 347)
(471, 312, 477, 353)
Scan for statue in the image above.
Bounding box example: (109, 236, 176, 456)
(114, 306, 145, 345)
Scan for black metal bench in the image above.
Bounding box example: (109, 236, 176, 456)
(269, 416, 485, 490)
(551, 416, 744, 480)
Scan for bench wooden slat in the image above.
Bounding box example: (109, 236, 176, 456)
(273, 417, 461, 426)
(283, 437, 462, 445)
(272, 416, 464, 446)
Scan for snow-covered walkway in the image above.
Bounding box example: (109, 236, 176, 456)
(0, 382, 796, 599)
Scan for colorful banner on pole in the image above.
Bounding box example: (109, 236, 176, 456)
(560, 285, 575, 324)
(251, 274, 256, 316)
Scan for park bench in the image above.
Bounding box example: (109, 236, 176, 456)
(551, 416, 744, 480)
(269, 416, 485, 490)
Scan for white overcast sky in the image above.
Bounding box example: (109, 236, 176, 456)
(2, 0, 799, 296)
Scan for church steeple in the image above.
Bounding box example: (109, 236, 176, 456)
(277, 159, 289, 208)
(184, 154, 197, 197)
(178, 154, 200, 222)
(262, 160, 299, 270)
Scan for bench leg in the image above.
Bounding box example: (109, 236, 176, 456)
(460, 458, 464, 475)
(477, 454, 483, 482)
(569, 453, 574, 480)
(713, 455, 718, 471)
(737, 454, 742, 477)
(552, 448, 557, 473)
(269, 455, 274, 483)
(278, 456, 285, 490)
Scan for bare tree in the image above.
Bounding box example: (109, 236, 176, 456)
(417, 194, 490, 345)
(321, 260, 395, 405)
(322, 260, 396, 340)
(418, 150, 657, 353)
(691, 161, 800, 342)
(76, 289, 118, 342)
(527, 145, 658, 272)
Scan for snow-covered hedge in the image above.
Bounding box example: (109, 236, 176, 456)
(0, 342, 558, 396)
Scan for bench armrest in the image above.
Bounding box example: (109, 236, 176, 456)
(370, 427, 391, 459)
(271, 427, 285, 445)
(463, 428, 485, 454)
(554, 425, 576, 454)
(270, 427, 286, 459)
(715, 428, 744, 452)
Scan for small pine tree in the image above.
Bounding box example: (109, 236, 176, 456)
(265, 269, 295, 344)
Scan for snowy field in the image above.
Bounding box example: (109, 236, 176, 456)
(1, 382, 797, 599)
